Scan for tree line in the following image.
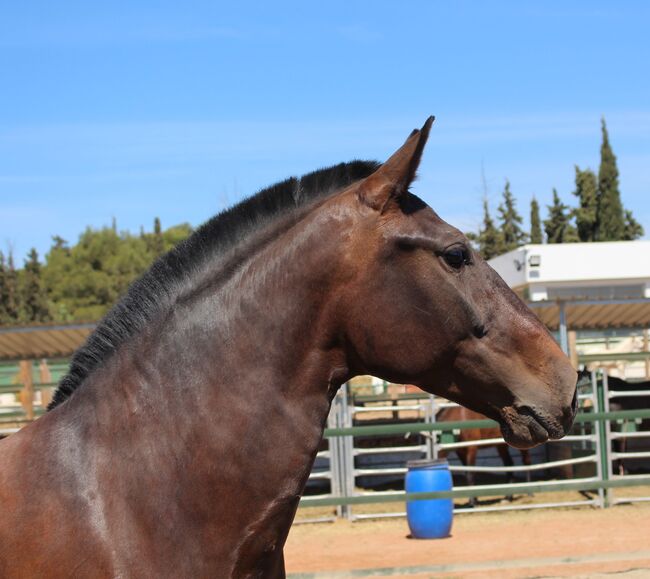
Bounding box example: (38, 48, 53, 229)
(470, 118, 644, 259)
(0, 219, 192, 325)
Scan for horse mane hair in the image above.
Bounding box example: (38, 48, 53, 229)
(48, 160, 380, 410)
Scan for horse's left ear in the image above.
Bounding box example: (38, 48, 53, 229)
(358, 116, 434, 212)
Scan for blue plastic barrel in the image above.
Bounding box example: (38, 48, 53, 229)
(405, 458, 453, 539)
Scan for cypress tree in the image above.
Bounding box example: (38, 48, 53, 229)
(153, 217, 164, 256)
(5, 251, 19, 323)
(477, 199, 504, 260)
(0, 252, 8, 324)
(597, 118, 625, 240)
(497, 180, 527, 251)
(544, 189, 579, 244)
(573, 166, 599, 242)
(22, 248, 50, 322)
(530, 197, 543, 244)
(623, 210, 644, 240)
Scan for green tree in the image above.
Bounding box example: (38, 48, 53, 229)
(573, 166, 599, 242)
(597, 118, 625, 240)
(42, 222, 193, 322)
(0, 252, 9, 323)
(544, 189, 579, 244)
(43, 226, 147, 320)
(497, 180, 527, 251)
(530, 197, 543, 244)
(475, 199, 504, 260)
(152, 217, 164, 256)
(623, 210, 644, 240)
(4, 251, 20, 323)
(162, 223, 193, 250)
(21, 248, 50, 322)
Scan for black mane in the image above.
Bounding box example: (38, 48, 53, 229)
(48, 160, 379, 409)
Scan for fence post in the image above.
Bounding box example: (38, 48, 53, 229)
(558, 301, 568, 355)
(427, 395, 438, 460)
(643, 328, 650, 380)
(335, 384, 354, 520)
(18, 360, 34, 421)
(39, 359, 54, 409)
(596, 372, 610, 507)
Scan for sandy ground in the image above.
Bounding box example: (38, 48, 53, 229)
(285, 502, 650, 578)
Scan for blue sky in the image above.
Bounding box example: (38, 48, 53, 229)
(2, 1, 649, 263)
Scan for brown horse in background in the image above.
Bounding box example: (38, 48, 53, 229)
(0, 118, 577, 578)
(437, 406, 531, 505)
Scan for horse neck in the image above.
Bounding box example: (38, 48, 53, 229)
(46, 207, 352, 570)
(64, 207, 350, 486)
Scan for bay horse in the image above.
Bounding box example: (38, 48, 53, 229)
(0, 117, 577, 578)
(437, 406, 531, 506)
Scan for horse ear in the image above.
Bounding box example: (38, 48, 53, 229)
(358, 116, 435, 212)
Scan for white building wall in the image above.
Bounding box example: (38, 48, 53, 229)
(488, 240, 650, 300)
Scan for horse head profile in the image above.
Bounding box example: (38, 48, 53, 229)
(333, 117, 577, 448)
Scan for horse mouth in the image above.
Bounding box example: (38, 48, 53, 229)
(497, 406, 556, 449)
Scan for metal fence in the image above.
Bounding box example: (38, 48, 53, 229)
(602, 372, 650, 506)
(1, 365, 649, 518)
(299, 370, 650, 520)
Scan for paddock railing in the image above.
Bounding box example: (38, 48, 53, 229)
(602, 372, 650, 506)
(1, 366, 649, 519)
(299, 370, 650, 520)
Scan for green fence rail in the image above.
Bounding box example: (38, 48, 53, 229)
(322, 409, 650, 438)
(2, 373, 649, 513)
(301, 400, 650, 511)
(300, 476, 650, 507)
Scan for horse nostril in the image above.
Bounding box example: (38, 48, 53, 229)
(474, 325, 488, 339)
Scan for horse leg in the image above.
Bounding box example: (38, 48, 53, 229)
(497, 445, 515, 501)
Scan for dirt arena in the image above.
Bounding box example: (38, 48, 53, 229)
(285, 501, 650, 578)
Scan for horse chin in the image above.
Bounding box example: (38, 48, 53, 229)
(497, 406, 550, 450)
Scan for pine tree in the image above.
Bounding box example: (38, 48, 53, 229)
(544, 189, 579, 244)
(597, 118, 625, 240)
(476, 199, 504, 260)
(153, 217, 164, 256)
(623, 210, 644, 240)
(22, 248, 50, 322)
(497, 180, 527, 251)
(5, 251, 19, 323)
(573, 166, 599, 242)
(51, 235, 68, 252)
(0, 252, 9, 324)
(530, 197, 543, 244)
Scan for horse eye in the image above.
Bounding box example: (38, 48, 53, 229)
(443, 248, 469, 270)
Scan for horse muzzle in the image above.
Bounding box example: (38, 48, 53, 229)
(498, 381, 578, 449)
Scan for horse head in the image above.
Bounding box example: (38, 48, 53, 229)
(335, 117, 577, 449)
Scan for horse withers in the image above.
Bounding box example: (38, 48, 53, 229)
(0, 117, 577, 578)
